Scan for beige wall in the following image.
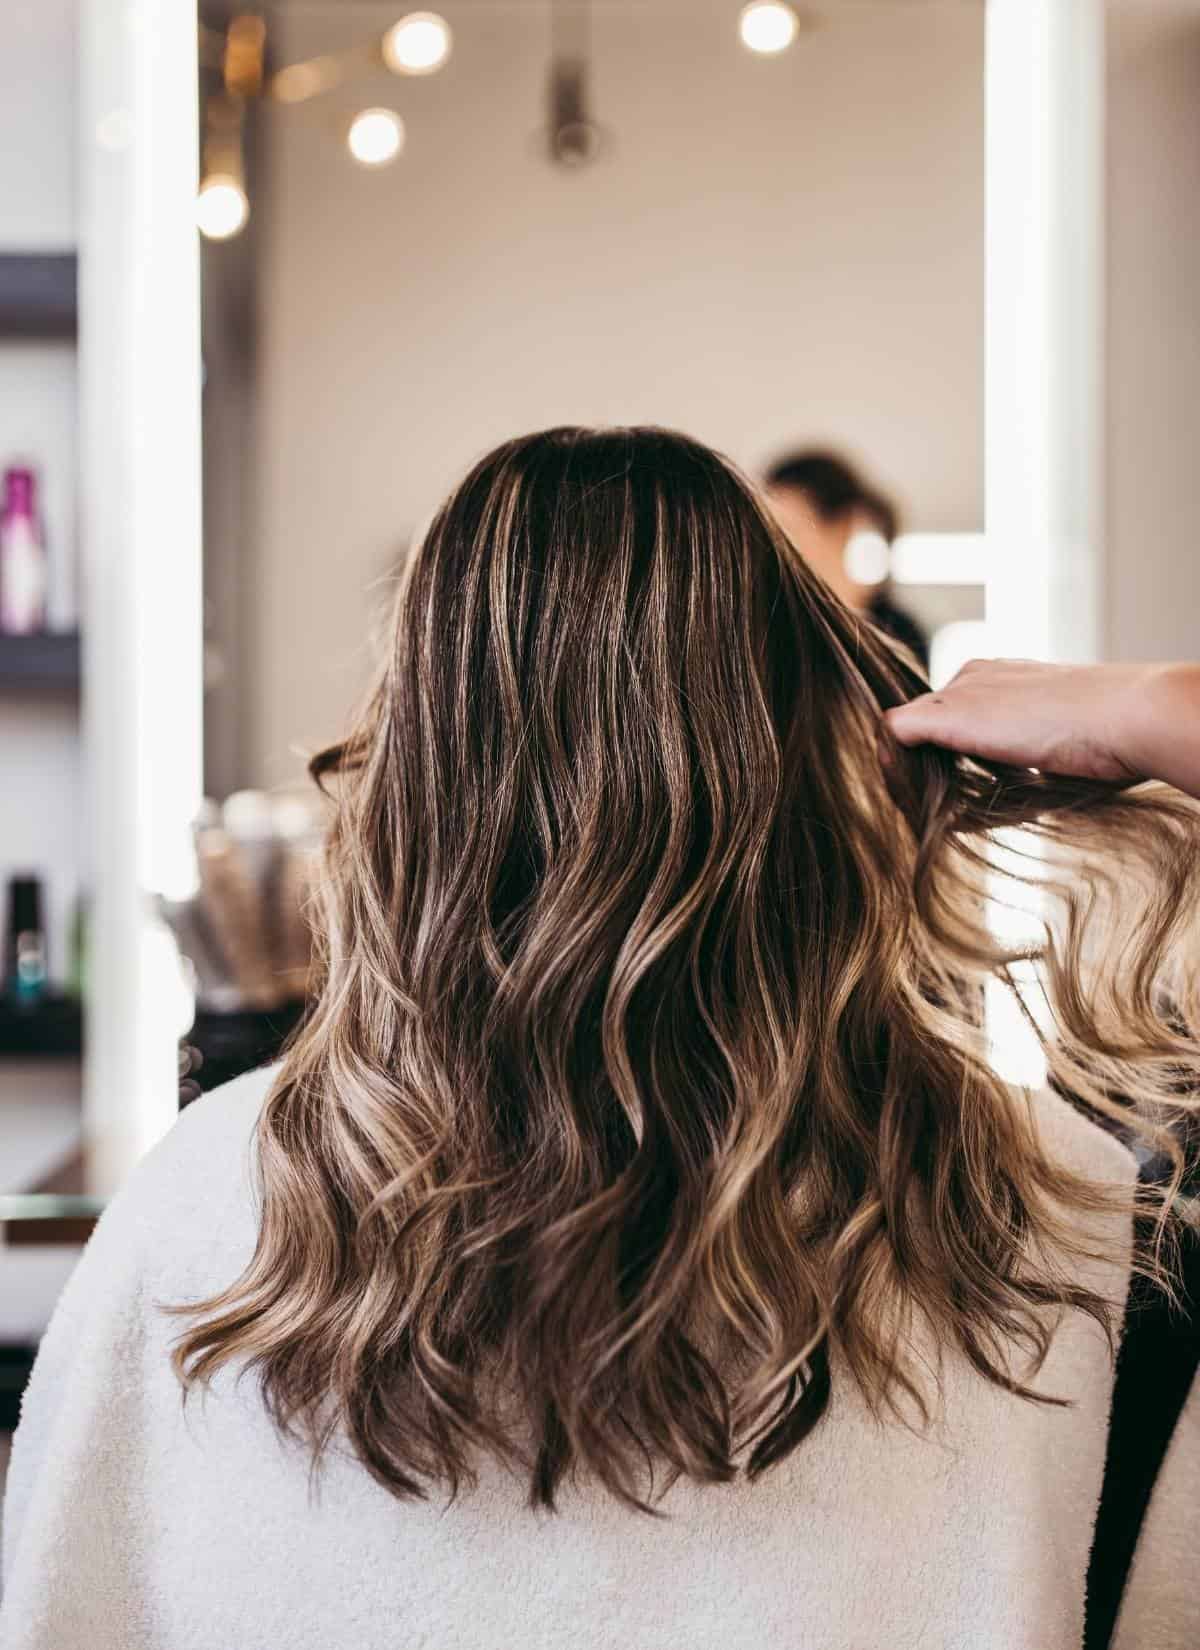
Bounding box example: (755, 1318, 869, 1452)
(1106, 0, 1200, 661)
(244, 0, 985, 786)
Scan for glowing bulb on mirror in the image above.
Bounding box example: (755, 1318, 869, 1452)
(347, 107, 406, 167)
(844, 529, 891, 587)
(739, 2, 800, 55)
(382, 12, 452, 75)
(196, 176, 249, 240)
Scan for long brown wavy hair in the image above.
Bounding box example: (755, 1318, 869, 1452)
(170, 426, 1200, 1511)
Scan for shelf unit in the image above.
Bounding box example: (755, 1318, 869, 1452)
(3, 2, 204, 1269)
(0, 253, 77, 340)
(0, 994, 83, 1060)
(0, 631, 80, 692)
(0, 250, 84, 1231)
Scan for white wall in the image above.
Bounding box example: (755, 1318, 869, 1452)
(246, 0, 985, 785)
(1, 0, 77, 249)
(1106, 1, 1200, 661)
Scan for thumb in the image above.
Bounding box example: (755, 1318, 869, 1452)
(883, 696, 944, 746)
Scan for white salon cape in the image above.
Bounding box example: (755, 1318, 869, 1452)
(1, 1065, 1196, 1649)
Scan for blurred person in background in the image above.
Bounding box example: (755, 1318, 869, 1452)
(3, 429, 1199, 1650)
(765, 448, 929, 673)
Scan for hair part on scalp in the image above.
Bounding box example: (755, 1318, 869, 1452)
(168, 425, 1200, 1513)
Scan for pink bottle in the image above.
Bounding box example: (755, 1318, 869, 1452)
(0, 466, 48, 635)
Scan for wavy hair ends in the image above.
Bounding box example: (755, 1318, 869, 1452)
(168, 426, 1200, 1512)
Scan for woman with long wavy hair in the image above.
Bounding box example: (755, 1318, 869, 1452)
(3, 426, 1199, 1650)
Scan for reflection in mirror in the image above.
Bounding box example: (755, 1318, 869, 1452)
(204, 0, 985, 790)
(191, 0, 988, 1131)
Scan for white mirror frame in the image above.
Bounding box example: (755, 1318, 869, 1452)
(985, 0, 1105, 663)
(983, 0, 1104, 1089)
(80, 0, 203, 1192)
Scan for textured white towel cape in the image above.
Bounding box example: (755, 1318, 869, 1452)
(0, 1065, 1192, 1649)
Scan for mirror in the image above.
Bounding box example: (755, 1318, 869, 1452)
(188, 0, 986, 1115)
(201, 0, 987, 801)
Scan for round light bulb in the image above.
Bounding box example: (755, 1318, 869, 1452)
(196, 176, 249, 240)
(347, 107, 405, 167)
(844, 529, 891, 587)
(739, 2, 800, 55)
(382, 12, 452, 76)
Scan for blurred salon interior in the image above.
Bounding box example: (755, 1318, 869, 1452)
(0, 0, 1198, 1594)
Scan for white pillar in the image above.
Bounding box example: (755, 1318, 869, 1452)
(79, 0, 202, 1191)
(984, 0, 1106, 662)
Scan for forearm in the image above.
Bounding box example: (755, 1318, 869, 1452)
(1118, 663, 1200, 799)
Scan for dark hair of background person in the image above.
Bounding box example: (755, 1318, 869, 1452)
(167, 426, 1200, 1515)
(764, 448, 927, 671)
(765, 448, 899, 544)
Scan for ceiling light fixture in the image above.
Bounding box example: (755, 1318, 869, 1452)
(382, 12, 453, 76)
(196, 176, 250, 240)
(546, 0, 605, 168)
(347, 107, 406, 167)
(197, 83, 251, 240)
(739, 2, 801, 56)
